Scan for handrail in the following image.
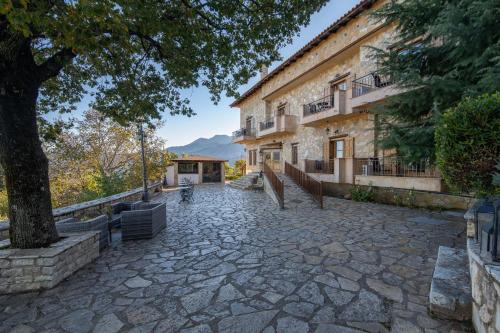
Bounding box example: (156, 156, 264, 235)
(353, 157, 440, 178)
(260, 119, 275, 131)
(303, 94, 335, 117)
(285, 162, 323, 209)
(232, 128, 255, 138)
(304, 159, 334, 174)
(352, 71, 393, 97)
(263, 163, 284, 209)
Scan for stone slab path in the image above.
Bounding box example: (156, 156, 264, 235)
(0, 184, 472, 332)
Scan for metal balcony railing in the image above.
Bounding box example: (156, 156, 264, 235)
(260, 119, 275, 131)
(303, 94, 335, 117)
(352, 71, 393, 98)
(232, 128, 255, 138)
(304, 159, 335, 174)
(354, 157, 440, 178)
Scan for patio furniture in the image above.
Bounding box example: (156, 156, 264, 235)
(55, 215, 109, 250)
(179, 179, 194, 203)
(121, 202, 167, 241)
(109, 201, 135, 228)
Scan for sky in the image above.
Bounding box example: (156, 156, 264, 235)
(74, 0, 361, 147)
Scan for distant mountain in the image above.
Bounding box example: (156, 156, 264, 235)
(167, 135, 245, 165)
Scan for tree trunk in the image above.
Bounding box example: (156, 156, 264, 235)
(0, 41, 59, 248)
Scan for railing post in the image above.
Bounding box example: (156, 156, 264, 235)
(319, 181, 323, 209)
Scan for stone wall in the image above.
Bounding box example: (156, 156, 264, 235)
(322, 182, 474, 210)
(0, 232, 99, 294)
(468, 239, 500, 333)
(53, 182, 162, 221)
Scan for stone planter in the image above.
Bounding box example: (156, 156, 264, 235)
(121, 202, 166, 240)
(56, 215, 109, 250)
(0, 232, 99, 294)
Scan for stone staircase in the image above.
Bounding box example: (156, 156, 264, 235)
(429, 246, 472, 321)
(227, 172, 263, 190)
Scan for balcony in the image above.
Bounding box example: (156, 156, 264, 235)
(301, 92, 346, 127)
(351, 72, 402, 109)
(257, 110, 297, 139)
(232, 128, 256, 144)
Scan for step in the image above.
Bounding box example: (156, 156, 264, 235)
(429, 246, 472, 321)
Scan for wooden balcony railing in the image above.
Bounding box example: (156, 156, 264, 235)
(303, 94, 335, 117)
(304, 159, 334, 174)
(354, 157, 440, 178)
(285, 162, 323, 209)
(263, 163, 284, 209)
(352, 71, 393, 98)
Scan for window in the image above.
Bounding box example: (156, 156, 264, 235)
(335, 140, 344, 158)
(178, 162, 198, 174)
(276, 103, 287, 116)
(272, 151, 280, 161)
(291, 144, 298, 165)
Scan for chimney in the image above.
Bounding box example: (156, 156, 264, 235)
(260, 65, 268, 80)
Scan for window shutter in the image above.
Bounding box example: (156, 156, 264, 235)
(323, 140, 330, 161)
(344, 137, 355, 158)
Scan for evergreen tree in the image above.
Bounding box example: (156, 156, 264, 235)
(371, 0, 500, 161)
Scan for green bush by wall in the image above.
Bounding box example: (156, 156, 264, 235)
(436, 93, 500, 197)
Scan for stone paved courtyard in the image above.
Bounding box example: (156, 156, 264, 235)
(0, 182, 472, 333)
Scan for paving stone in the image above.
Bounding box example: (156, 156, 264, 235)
(314, 273, 340, 288)
(262, 291, 284, 304)
(181, 289, 215, 314)
(125, 276, 152, 289)
(324, 287, 355, 306)
(390, 317, 423, 333)
(125, 305, 162, 325)
(59, 309, 95, 333)
(217, 284, 244, 302)
(297, 282, 324, 305)
(338, 277, 360, 292)
(180, 324, 212, 333)
(92, 313, 123, 333)
(366, 278, 403, 303)
(217, 310, 279, 333)
(314, 324, 365, 333)
(283, 302, 316, 318)
(276, 316, 309, 333)
(338, 289, 390, 323)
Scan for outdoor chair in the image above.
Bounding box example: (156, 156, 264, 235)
(121, 202, 167, 241)
(55, 215, 109, 250)
(179, 178, 194, 203)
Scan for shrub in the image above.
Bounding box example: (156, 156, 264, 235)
(494, 162, 500, 187)
(436, 93, 500, 196)
(350, 183, 375, 202)
(0, 190, 8, 220)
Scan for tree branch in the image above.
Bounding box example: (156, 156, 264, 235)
(36, 48, 76, 83)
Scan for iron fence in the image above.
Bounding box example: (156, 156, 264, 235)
(232, 127, 255, 138)
(353, 157, 440, 178)
(285, 162, 323, 209)
(263, 163, 284, 209)
(304, 159, 334, 174)
(352, 71, 393, 97)
(260, 119, 275, 131)
(303, 94, 335, 117)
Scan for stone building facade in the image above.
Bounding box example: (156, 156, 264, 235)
(231, 0, 442, 192)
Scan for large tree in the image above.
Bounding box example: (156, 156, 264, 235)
(371, 0, 500, 161)
(0, 0, 327, 248)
